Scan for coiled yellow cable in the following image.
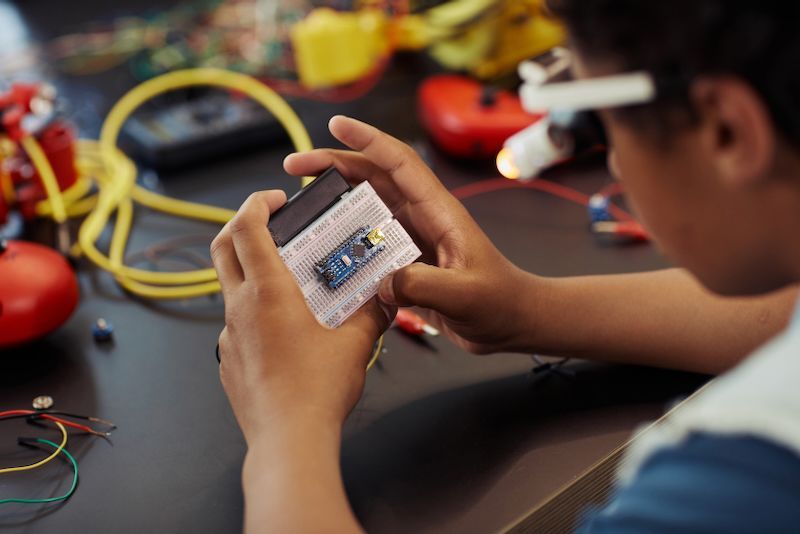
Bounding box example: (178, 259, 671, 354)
(21, 69, 386, 368)
(21, 68, 313, 299)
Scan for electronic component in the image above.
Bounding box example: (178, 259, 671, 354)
(316, 227, 386, 289)
(277, 177, 420, 328)
(588, 193, 613, 223)
(92, 318, 114, 342)
(120, 90, 290, 170)
(268, 167, 352, 247)
(32, 395, 54, 410)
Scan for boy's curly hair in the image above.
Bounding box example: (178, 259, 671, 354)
(547, 1, 800, 144)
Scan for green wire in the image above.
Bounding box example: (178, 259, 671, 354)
(0, 439, 79, 505)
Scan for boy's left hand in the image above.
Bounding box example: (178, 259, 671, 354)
(211, 190, 393, 445)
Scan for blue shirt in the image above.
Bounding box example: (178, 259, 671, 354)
(579, 432, 800, 532)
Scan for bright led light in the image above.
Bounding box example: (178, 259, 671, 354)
(496, 147, 520, 180)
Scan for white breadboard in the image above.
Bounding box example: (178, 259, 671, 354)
(278, 181, 421, 328)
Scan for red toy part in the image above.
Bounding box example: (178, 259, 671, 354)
(13, 121, 78, 220)
(417, 75, 541, 159)
(0, 83, 42, 140)
(0, 240, 79, 348)
(3, 121, 78, 221)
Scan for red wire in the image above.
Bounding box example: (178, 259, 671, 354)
(598, 181, 624, 197)
(450, 177, 590, 205)
(0, 410, 100, 435)
(450, 177, 635, 221)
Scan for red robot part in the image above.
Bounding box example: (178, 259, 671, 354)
(0, 83, 55, 141)
(0, 240, 79, 348)
(12, 121, 78, 220)
(417, 75, 542, 159)
(0, 82, 76, 221)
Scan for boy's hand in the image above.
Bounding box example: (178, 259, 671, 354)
(284, 116, 536, 355)
(211, 191, 391, 444)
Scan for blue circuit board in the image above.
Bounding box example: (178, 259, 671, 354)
(316, 227, 386, 289)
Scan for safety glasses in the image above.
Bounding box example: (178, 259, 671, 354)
(517, 47, 657, 113)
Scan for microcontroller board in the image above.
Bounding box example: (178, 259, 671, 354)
(275, 173, 420, 328)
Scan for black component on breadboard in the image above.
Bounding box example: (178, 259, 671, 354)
(268, 167, 352, 247)
(120, 89, 292, 170)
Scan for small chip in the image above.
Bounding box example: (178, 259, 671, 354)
(316, 227, 386, 289)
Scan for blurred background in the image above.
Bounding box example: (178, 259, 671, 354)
(0, 3, 701, 533)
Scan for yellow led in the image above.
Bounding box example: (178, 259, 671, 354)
(496, 147, 521, 180)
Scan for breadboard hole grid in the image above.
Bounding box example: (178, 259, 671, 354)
(278, 182, 421, 327)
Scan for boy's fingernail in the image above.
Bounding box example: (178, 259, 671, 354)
(378, 275, 396, 305)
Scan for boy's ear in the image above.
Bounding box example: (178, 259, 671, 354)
(691, 77, 776, 189)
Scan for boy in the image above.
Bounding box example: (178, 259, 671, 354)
(211, 1, 800, 531)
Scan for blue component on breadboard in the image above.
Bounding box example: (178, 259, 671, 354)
(316, 227, 386, 289)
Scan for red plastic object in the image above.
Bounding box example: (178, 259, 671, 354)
(418, 75, 541, 159)
(13, 121, 78, 221)
(0, 83, 42, 140)
(0, 240, 79, 348)
(394, 309, 439, 337)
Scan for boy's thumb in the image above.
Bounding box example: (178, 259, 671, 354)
(378, 263, 468, 315)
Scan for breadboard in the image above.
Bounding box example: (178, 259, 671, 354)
(278, 181, 421, 328)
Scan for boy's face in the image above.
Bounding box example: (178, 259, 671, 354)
(573, 52, 797, 296)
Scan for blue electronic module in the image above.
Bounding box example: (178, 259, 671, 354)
(316, 227, 386, 289)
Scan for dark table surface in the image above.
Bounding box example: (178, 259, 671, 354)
(0, 2, 706, 532)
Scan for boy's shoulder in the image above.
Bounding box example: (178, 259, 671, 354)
(580, 431, 800, 533)
(620, 311, 800, 483)
(581, 312, 800, 532)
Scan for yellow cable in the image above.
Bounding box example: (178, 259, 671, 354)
(27, 68, 313, 299)
(0, 421, 67, 475)
(35, 176, 93, 217)
(366, 335, 384, 372)
(20, 136, 67, 224)
(20, 69, 388, 369)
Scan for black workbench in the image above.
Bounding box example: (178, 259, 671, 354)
(0, 2, 705, 532)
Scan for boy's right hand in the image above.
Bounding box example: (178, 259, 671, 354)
(284, 116, 540, 355)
